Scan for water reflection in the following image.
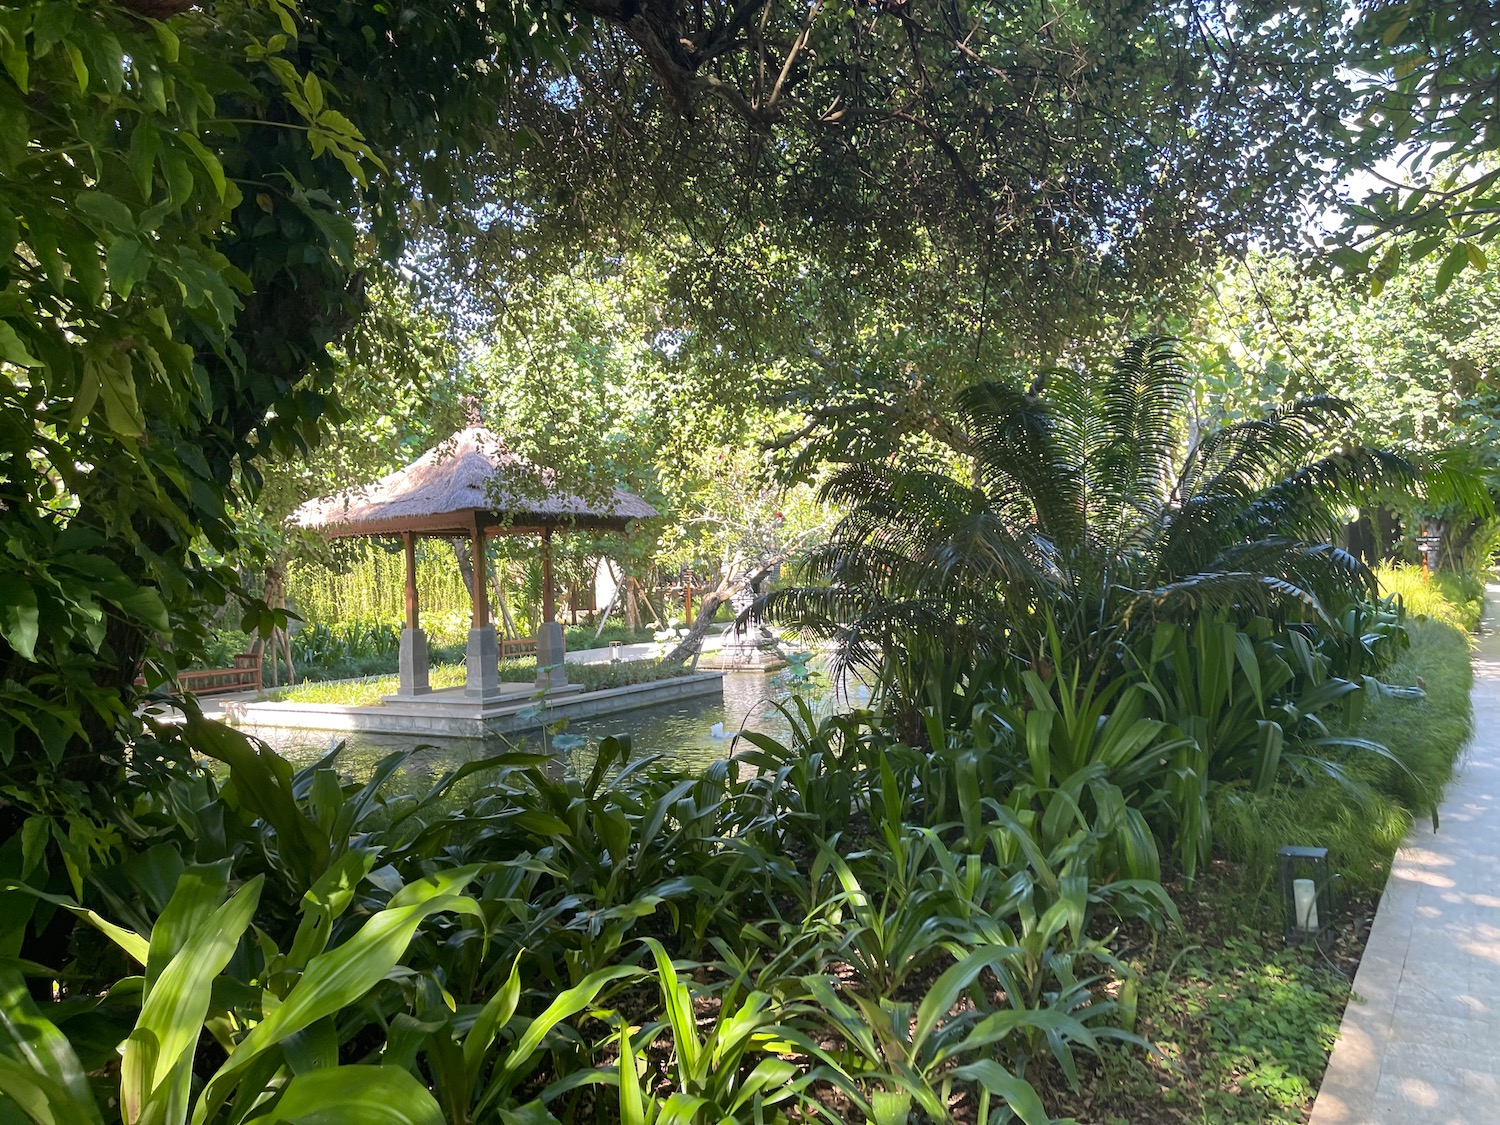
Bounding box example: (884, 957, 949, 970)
(240, 664, 868, 784)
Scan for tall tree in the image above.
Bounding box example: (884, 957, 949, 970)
(1338, 1, 1500, 285)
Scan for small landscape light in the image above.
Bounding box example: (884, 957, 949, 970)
(1277, 845, 1337, 946)
(610, 641, 623, 664)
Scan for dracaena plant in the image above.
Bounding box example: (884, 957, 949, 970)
(0, 861, 484, 1125)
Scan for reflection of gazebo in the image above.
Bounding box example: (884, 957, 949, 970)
(290, 427, 656, 701)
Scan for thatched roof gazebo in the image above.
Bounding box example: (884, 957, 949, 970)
(291, 427, 657, 701)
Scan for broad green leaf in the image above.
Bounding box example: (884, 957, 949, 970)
(1435, 243, 1469, 294)
(304, 72, 324, 116)
(0, 971, 98, 1121)
(74, 191, 135, 232)
(462, 953, 522, 1072)
(948, 1059, 1049, 1125)
(195, 881, 483, 1124)
(96, 357, 143, 437)
(618, 1022, 652, 1125)
(496, 963, 645, 1084)
(123, 877, 263, 1122)
(245, 1065, 443, 1125)
(178, 134, 227, 200)
(287, 849, 379, 969)
(64, 44, 87, 91)
(106, 238, 153, 299)
(145, 862, 232, 989)
(0, 1052, 98, 1125)
(0, 322, 40, 368)
(0, 577, 39, 662)
(0, 883, 149, 967)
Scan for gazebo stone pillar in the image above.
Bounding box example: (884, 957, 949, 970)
(465, 626, 501, 698)
(397, 532, 430, 696)
(535, 621, 568, 691)
(465, 520, 503, 700)
(398, 630, 431, 695)
(535, 528, 569, 690)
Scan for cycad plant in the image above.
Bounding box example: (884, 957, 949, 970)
(768, 337, 1415, 719)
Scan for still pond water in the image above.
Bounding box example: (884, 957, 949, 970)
(242, 665, 872, 787)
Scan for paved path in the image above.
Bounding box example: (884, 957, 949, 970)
(1310, 589, 1498, 1124)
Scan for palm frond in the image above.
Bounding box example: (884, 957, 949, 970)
(1091, 336, 1190, 539)
(956, 380, 1087, 551)
(1417, 447, 1497, 518)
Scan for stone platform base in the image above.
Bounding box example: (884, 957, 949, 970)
(222, 672, 725, 740)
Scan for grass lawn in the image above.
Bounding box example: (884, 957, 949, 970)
(258, 657, 689, 706)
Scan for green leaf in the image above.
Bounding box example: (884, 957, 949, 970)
(0, 322, 40, 368)
(463, 953, 523, 1073)
(0, 1052, 99, 1125)
(122, 877, 263, 1122)
(1435, 243, 1469, 294)
(496, 964, 645, 1086)
(304, 72, 325, 116)
(245, 1065, 444, 1125)
(178, 133, 227, 201)
(74, 191, 135, 232)
(0, 971, 99, 1122)
(0, 884, 150, 966)
(106, 238, 153, 299)
(948, 1060, 1049, 1125)
(96, 357, 144, 437)
(0, 31, 27, 93)
(194, 880, 484, 1123)
(0, 577, 39, 661)
(64, 44, 87, 91)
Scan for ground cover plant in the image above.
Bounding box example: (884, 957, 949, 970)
(2, 561, 1478, 1123)
(0, 712, 1175, 1124)
(1040, 570, 1479, 1124)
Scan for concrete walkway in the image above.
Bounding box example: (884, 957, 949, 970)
(1310, 590, 1498, 1124)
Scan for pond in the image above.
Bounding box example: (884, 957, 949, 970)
(239, 663, 874, 786)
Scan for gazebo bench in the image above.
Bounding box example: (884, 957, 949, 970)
(136, 653, 263, 696)
(500, 635, 538, 660)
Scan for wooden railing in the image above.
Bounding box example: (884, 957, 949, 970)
(137, 653, 262, 696)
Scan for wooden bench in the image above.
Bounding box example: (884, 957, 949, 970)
(500, 636, 538, 660)
(137, 653, 262, 696)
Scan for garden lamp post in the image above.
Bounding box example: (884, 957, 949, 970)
(1277, 845, 1336, 946)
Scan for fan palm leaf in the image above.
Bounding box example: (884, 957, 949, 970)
(764, 336, 1420, 702)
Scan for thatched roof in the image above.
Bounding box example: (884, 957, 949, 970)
(290, 427, 658, 538)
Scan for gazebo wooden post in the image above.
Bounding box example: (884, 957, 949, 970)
(536, 525, 568, 691)
(396, 531, 430, 696)
(541, 527, 556, 624)
(470, 520, 489, 628)
(464, 516, 501, 699)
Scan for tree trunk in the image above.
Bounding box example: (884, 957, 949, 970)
(1345, 511, 1377, 567)
(494, 579, 520, 639)
(1375, 508, 1404, 561)
(663, 553, 744, 665)
(623, 569, 641, 631)
(635, 578, 664, 628)
(452, 539, 476, 610)
(661, 584, 732, 666)
(594, 561, 624, 639)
